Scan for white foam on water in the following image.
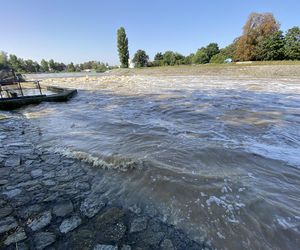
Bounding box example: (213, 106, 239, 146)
(54, 147, 142, 172)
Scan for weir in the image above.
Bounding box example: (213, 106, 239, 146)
(0, 69, 77, 110)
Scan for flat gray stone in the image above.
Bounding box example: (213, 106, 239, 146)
(161, 239, 175, 250)
(18, 204, 42, 219)
(93, 244, 118, 250)
(121, 245, 132, 250)
(80, 196, 106, 218)
(0, 179, 8, 185)
(3, 188, 22, 198)
(28, 211, 52, 231)
(130, 216, 148, 233)
(31, 169, 43, 178)
(53, 200, 73, 217)
(0, 205, 13, 218)
(42, 180, 56, 186)
(4, 156, 21, 167)
(43, 193, 59, 202)
(4, 227, 27, 246)
(59, 215, 82, 233)
(34, 232, 56, 250)
(0, 216, 18, 234)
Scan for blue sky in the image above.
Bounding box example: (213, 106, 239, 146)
(1, 0, 299, 65)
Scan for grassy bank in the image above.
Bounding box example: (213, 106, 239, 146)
(108, 61, 300, 78)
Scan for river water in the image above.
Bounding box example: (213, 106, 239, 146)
(17, 74, 300, 249)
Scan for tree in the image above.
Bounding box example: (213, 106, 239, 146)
(24, 59, 37, 73)
(235, 12, 280, 61)
(206, 43, 220, 60)
(174, 52, 185, 65)
(220, 41, 238, 60)
(193, 48, 209, 64)
(210, 53, 227, 63)
(284, 26, 300, 60)
(154, 52, 163, 61)
(257, 31, 285, 60)
(40, 59, 49, 72)
(48, 59, 56, 71)
(8, 54, 20, 71)
(132, 50, 149, 67)
(163, 51, 177, 66)
(67, 62, 76, 72)
(117, 27, 129, 68)
(184, 53, 194, 64)
(0, 51, 10, 70)
(153, 52, 163, 66)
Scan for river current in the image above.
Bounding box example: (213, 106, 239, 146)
(17, 74, 300, 249)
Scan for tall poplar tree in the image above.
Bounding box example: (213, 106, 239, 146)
(117, 27, 129, 68)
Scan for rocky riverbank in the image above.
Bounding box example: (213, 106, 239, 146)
(0, 115, 210, 250)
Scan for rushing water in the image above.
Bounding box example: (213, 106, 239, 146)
(17, 74, 300, 249)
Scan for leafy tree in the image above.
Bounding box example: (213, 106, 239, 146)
(132, 50, 149, 67)
(184, 53, 195, 64)
(40, 59, 49, 72)
(67, 62, 76, 72)
(154, 52, 163, 61)
(8, 54, 23, 72)
(257, 31, 285, 60)
(210, 53, 227, 63)
(117, 27, 129, 68)
(235, 12, 280, 61)
(153, 52, 163, 66)
(284, 26, 300, 60)
(24, 59, 39, 73)
(162, 51, 177, 66)
(219, 41, 237, 60)
(0, 51, 9, 70)
(206, 43, 220, 60)
(193, 48, 209, 64)
(48, 59, 56, 71)
(174, 52, 185, 65)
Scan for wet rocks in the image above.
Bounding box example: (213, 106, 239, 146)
(30, 169, 43, 178)
(80, 195, 106, 218)
(33, 232, 56, 250)
(93, 244, 118, 250)
(53, 200, 73, 217)
(28, 211, 52, 231)
(0, 206, 13, 218)
(0, 216, 18, 234)
(95, 207, 127, 242)
(4, 227, 27, 246)
(59, 215, 82, 233)
(4, 156, 21, 167)
(121, 245, 131, 250)
(0, 117, 207, 250)
(3, 188, 22, 198)
(0, 179, 8, 186)
(130, 216, 148, 233)
(161, 238, 175, 250)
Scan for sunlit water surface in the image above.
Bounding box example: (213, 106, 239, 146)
(19, 74, 300, 249)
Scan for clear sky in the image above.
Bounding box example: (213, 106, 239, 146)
(1, 0, 299, 65)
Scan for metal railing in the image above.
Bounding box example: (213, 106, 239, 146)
(0, 76, 43, 99)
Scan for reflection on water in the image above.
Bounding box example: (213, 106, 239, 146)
(21, 75, 300, 249)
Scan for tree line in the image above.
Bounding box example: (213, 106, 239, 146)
(0, 53, 109, 73)
(117, 12, 300, 68)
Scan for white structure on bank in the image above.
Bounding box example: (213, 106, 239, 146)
(128, 58, 135, 68)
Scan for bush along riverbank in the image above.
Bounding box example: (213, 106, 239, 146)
(0, 115, 211, 250)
